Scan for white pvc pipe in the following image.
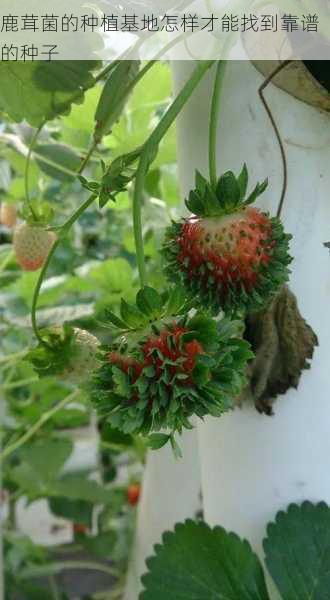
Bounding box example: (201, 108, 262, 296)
(125, 60, 330, 598)
(124, 428, 201, 599)
(174, 59, 330, 579)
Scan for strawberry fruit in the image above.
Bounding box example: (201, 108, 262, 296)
(91, 286, 253, 440)
(13, 223, 56, 271)
(28, 326, 100, 385)
(127, 483, 141, 506)
(0, 202, 17, 228)
(163, 166, 292, 315)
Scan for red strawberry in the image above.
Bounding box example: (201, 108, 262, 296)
(127, 483, 140, 506)
(73, 522, 88, 536)
(13, 223, 56, 271)
(0, 202, 17, 228)
(163, 166, 292, 314)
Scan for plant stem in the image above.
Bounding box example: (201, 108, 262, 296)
(132, 60, 214, 287)
(0, 349, 28, 366)
(30, 237, 60, 347)
(0, 377, 38, 391)
(78, 140, 99, 174)
(209, 61, 226, 189)
(49, 575, 61, 600)
(24, 124, 44, 220)
(31, 193, 97, 345)
(20, 560, 119, 580)
(0, 389, 79, 461)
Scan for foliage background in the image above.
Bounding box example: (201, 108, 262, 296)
(0, 60, 179, 600)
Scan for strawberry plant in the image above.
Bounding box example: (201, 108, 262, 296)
(0, 54, 318, 600)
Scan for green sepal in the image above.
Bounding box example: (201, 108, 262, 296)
(185, 164, 268, 218)
(100, 285, 189, 334)
(26, 324, 75, 378)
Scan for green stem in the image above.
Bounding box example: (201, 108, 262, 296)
(94, 60, 119, 83)
(49, 575, 61, 600)
(20, 560, 119, 580)
(0, 349, 28, 366)
(31, 193, 97, 345)
(24, 124, 44, 220)
(133, 60, 214, 287)
(0, 389, 79, 461)
(209, 61, 226, 189)
(78, 139, 99, 174)
(0, 377, 38, 391)
(30, 238, 60, 346)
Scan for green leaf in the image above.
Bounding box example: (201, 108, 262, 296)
(49, 497, 93, 528)
(94, 60, 140, 141)
(82, 531, 117, 558)
(136, 287, 163, 318)
(141, 520, 269, 599)
(35, 143, 80, 181)
(120, 299, 146, 329)
(264, 501, 330, 600)
(102, 309, 128, 330)
(165, 286, 186, 316)
(147, 434, 171, 450)
(18, 437, 73, 483)
(0, 61, 99, 126)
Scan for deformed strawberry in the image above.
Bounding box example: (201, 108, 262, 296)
(163, 166, 292, 315)
(13, 222, 56, 271)
(91, 286, 253, 439)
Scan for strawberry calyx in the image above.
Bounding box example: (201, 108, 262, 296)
(186, 165, 268, 218)
(27, 325, 100, 385)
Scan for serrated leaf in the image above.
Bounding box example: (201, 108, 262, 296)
(264, 501, 330, 600)
(120, 298, 146, 329)
(0, 61, 99, 126)
(141, 520, 269, 599)
(136, 286, 163, 317)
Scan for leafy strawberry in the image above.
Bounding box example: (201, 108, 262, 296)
(13, 222, 56, 271)
(28, 326, 100, 385)
(91, 287, 253, 441)
(163, 166, 292, 315)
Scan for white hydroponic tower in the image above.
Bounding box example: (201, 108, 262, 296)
(125, 60, 330, 599)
